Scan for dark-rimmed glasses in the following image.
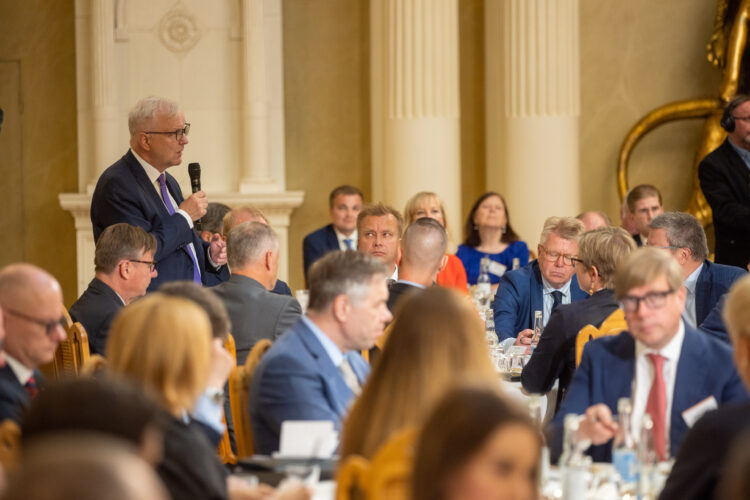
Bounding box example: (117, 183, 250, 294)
(619, 289, 674, 314)
(3, 307, 66, 335)
(145, 123, 190, 142)
(540, 245, 577, 266)
(128, 259, 157, 272)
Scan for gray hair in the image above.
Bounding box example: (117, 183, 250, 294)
(128, 96, 180, 136)
(401, 218, 447, 273)
(649, 212, 708, 262)
(307, 251, 387, 312)
(539, 216, 585, 246)
(226, 222, 278, 269)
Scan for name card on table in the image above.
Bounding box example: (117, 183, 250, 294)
(277, 420, 338, 458)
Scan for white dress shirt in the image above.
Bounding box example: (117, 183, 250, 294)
(5, 354, 33, 385)
(630, 320, 685, 449)
(681, 263, 703, 328)
(540, 276, 572, 326)
(334, 228, 358, 251)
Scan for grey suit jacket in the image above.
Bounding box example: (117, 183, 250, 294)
(211, 274, 302, 366)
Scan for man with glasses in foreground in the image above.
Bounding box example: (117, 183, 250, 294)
(69, 223, 157, 355)
(550, 248, 747, 463)
(492, 216, 588, 343)
(0, 263, 66, 422)
(91, 96, 228, 291)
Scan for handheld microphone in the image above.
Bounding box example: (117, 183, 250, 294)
(188, 162, 202, 231)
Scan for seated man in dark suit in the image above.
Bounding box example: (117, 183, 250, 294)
(90, 96, 228, 290)
(493, 216, 588, 344)
(648, 212, 745, 328)
(302, 185, 363, 283)
(222, 205, 293, 297)
(625, 184, 664, 247)
(212, 222, 302, 365)
(552, 248, 748, 463)
(660, 274, 750, 500)
(387, 218, 447, 312)
(69, 223, 157, 355)
(250, 251, 391, 454)
(698, 293, 730, 343)
(0, 264, 68, 422)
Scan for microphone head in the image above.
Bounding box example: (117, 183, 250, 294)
(188, 162, 201, 179)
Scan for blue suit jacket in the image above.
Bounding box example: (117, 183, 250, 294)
(492, 260, 587, 341)
(694, 260, 745, 325)
(249, 317, 369, 454)
(0, 365, 44, 423)
(550, 326, 748, 463)
(303, 224, 340, 281)
(90, 150, 229, 291)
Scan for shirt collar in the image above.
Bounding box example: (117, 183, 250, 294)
(635, 319, 685, 361)
(130, 148, 163, 184)
(683, 262, 704, 295)
(394, 279, 426, 289)
(729, 137, 750, 170)
(389, 265, 399, 281)
(4, 354, 33, 385)
(334, 227, 357, 246)
(541, 275, 572, 296)
(301, 315, 345, 367)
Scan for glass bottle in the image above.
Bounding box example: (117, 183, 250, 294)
(512, 257, 521, 270)
(561, 414, 588, 500)
(485, 315, 498, 350)
(613, 398, 637, 494)
(475, 256, 492, 313)
(528, 395, 550, 489)
(638, 413, 657, 499)
(531, 310, 543, 348)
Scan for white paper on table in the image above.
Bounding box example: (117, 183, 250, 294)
(506, 346, 527, 356)
(276, 420, 338, 458)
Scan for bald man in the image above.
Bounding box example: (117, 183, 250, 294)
(387, 217, 448, 312)
(0, 264, 66, 422)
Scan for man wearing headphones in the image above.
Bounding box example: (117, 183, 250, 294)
(699, 95, 750, 269)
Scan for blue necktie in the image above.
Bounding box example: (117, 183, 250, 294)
(344, 238, 354, 249)
(158, 174, 201, 284)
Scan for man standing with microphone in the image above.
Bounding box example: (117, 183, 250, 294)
(91, 96, 228, 290)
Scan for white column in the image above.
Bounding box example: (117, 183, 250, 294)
(239, 0, 278, 192)
(485, 0, 581, 243)
(371, 0, 461, 232)
(87, 0, 119, 192)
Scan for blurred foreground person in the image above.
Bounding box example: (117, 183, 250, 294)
(412, 384, 541, 500)
(340, 288, 497, 460)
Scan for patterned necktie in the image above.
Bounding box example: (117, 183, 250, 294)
(157, 174, 201, 284)
(339, 356, 361, 396)
(24, 376, 39, 400)
(551, 290, 564, 313)
(646, 353, 667, 460)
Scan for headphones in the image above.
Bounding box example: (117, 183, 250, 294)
(721, 95, 750, 132)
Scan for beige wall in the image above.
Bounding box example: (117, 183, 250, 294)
(0, 0, 78, 305)
(579, 0, 720, 221)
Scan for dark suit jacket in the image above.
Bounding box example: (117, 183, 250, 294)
(694, 259, 746, 325)
(387, 281, 423, 313)
(550, 326, 748, 463)
(250, 317, 369, 454)
(272, 279, 292, 296)
(699, 294, 729, 343)
(521, 289, 618, 408)
(90, 150, 229, 291)
(699, 138, 750, 268)
(633, 234, 644, 247)
(492, 261, 587, 341)
(69, 278, 124, 355)
(157, 411, 228, 500)
(659, 402, 750, 500)
(302, 224, 340, 281)
(0, 365, 44, 423)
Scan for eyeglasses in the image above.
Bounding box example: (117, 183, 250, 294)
(128, 259, 157, 272)
(732, 115, 750, 123)
(539, 245, 577, 266)
(145, 123, 190, 142)
(3, 307, 66, 335)
(570, 256, 585, 266)
(619, 289, 674, 314)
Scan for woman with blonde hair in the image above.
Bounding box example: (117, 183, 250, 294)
(404, 191, 468, 292)
(339, 287, 497, 460)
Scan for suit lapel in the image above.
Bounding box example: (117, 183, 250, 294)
(671, 326, 709, 451)
(694, 262, 711, 324)
(325, 225, 340, 250)
(124, 151, 172, 218)
(605, 333, 636, 409)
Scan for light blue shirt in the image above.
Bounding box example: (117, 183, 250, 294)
(394, 279, 426, 289)
(540, 276, 572, 327)
(681, 262, 704, 328)
(728, 138, 750, 171)
(301, 315, 344, 368)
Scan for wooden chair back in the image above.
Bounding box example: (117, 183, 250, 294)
(40, 305, 76, 380)
(217, 333, 238, 465)
(229, 339, 272, 458)
(80, 354, 108, 377)
(0, 419, 21, 470)
(54, 322, 91, 377)
(336, 427, 416, 500)
(575, 308, 628, 366)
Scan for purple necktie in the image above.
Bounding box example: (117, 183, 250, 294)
(158, 174, 201, 284)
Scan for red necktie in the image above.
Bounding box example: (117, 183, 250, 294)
(24, 376, 39, 400)
(646, 353, 667, 460)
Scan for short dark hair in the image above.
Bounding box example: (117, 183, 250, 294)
(202, 203, 231, 234)
(307, 251, 387, 312)
(357, 203, 404, 238)
(463, 192, 519, 247)
(626, 184, 662, 213)
(95, 224, 157, 274)
(158, 281, 231, 339)
(329, 185, 363, 207)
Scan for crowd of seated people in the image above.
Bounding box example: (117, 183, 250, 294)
(5, 94, 750, 499)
